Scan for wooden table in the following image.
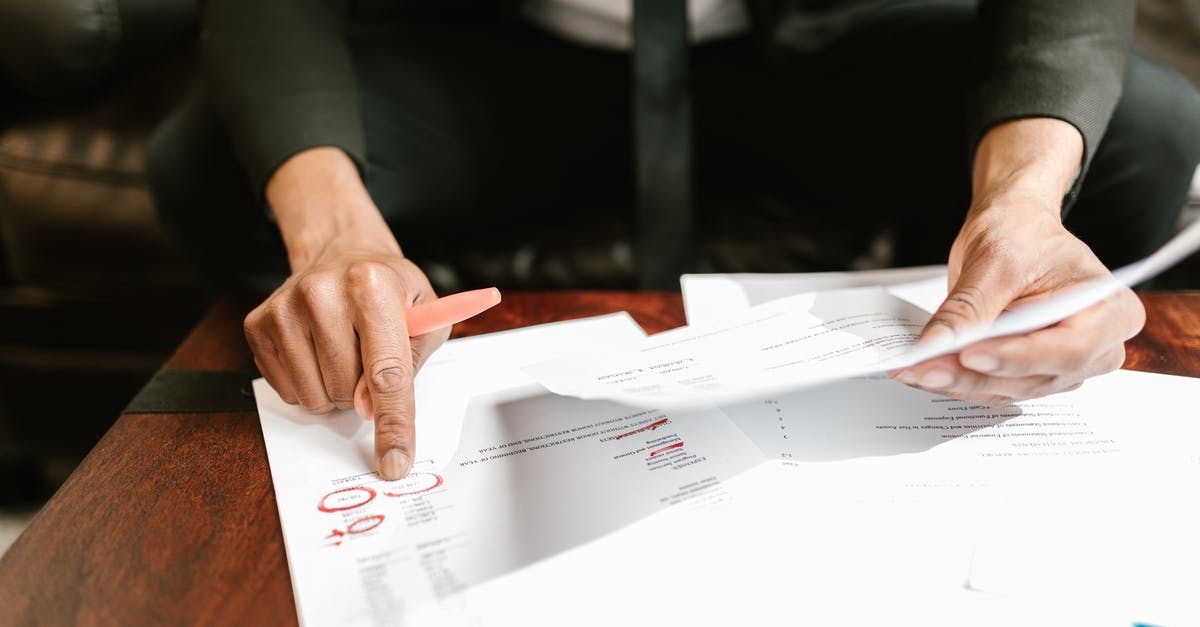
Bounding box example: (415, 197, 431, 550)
(1, 291, 1197, 625)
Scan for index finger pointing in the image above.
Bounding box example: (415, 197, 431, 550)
(348, 263, 417, 480)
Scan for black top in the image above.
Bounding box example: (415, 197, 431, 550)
(200, 0, 1135, 202)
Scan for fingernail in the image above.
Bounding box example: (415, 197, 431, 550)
(380, 449, 411, 480)
(920, 326, 954, 345)
(919, 369, 954, 389)
(892, 369, 917, 385)
(961, 353, 1000, 373)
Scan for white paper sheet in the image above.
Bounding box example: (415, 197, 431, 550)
(965, 483, 1200, 627)
(256, 313, 767, 627)
(685, 216, 1200, 329)
(962, 369, 1200, 627)
(528, 286, 939, 407)
(707, 369, 1200, 627)
(260, 338, 1200, 627)
(681, 265, 948, 326)
(533, 218, 1200, 408)
(721, 374, 1119, 469)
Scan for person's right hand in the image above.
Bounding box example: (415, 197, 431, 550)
(244, 147, 450, 480)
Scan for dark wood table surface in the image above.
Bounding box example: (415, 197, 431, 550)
(1, 291, 1197, 626)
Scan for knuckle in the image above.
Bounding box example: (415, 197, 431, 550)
(329, 397, 355, 411)
(244, 302, 272, 333)
(326, 381, 356, 409)
(297, 393, 335, 414)
(345, 261, 396, 295)
(295, 273, 335, 309)
(244, 316, 269, 348)
(368, 357, 412, 394)
(374, 422, 414, 453)
(374, 416, 413, 439)
(940, 285, 987, 323)
(264, 299, 296, 328)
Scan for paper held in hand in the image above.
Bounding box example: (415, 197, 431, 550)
(528, 217, 1200, 408)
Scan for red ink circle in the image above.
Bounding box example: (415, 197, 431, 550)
(383, 472, 444, 497)
(346, 514, 385, 535)
(317, 486, 377, 512)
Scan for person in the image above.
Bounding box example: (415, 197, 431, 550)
(148, 0, 1200, 480)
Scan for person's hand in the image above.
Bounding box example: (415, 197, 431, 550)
(889, 199, 1144, 405)
(245, 231, 449, 478)
(888, 118, 1144, 405)
(245, 147, 450, 479)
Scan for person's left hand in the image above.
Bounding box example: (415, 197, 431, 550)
(889, 192, 1145, 406)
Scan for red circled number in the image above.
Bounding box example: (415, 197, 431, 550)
(317, 485, 378, 513)
(382, 472, 444, 497)
(325, 514, 386, 546)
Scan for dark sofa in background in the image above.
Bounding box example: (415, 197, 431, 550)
(0, 0, 1197, 495)
(0, 0, 204, 490)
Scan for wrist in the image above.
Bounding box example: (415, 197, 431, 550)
(266, 147, 399, 269)
(971, 118, 1083, 219)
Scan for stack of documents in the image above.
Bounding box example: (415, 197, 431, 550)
(527, 217, 1200, 408)
(255, 264, 1200, 626)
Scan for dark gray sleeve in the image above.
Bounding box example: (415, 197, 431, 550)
(201, 0, 365, 198)
(973, 0, 1135, 196)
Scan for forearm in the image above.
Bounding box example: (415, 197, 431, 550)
(203, 0, 365, 197)
(969, 118, 1084, 220)
(973, 0, 1134, 175)
(266, 147, 398, 271)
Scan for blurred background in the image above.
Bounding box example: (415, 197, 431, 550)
(1, 0, 1198, 555)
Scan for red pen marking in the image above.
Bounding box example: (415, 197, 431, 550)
(347, 514, 385, 534)
(649, 442, 684, 457)
(325, 514, 386, 547)
(616, 418, 669, 440)
(382, 472, 444, 497)
(317, 486, 377, 513)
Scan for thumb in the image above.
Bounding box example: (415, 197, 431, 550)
(354, 376, 373, 421)
(922, 260, 1020, 344)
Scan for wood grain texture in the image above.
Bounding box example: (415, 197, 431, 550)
(0, 412, 296, 626)
(1124, 292, 1200, 376)
(451, 291, 686, 337)
(163, 293, 261, 371)
(0, 290, 1194, 627)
